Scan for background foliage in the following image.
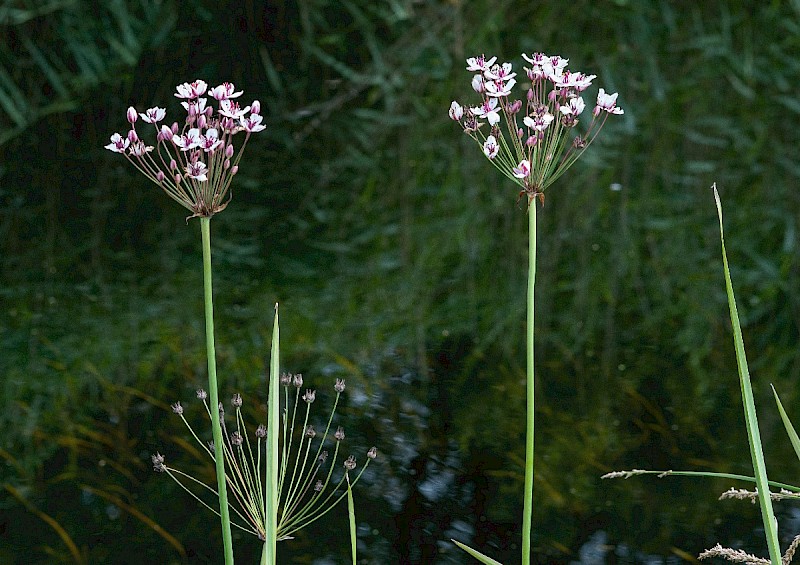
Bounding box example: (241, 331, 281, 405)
(2, 0, 800, 563)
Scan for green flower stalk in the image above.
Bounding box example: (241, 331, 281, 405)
(106, 79, 267, 565)
(448, 52, 624, 565)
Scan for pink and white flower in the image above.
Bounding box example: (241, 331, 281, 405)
(471, 74, 485, 93)
(523, 112, 554, 132)
(175, 80, 208, 99)
(129, 141, 154, 156)
(209, 82, 243, 101)
(140, 107, 167, 124)
(594, 88, 624, 115)
(483, 135, 499, 159)
(470, 98, 500, 126)
(181, 97, 208, 117)
(104, 133, 129, 153)
(185, 160, 208, 181)
(219, 99, 251, 119)
(173, 128, 202, 151)
(157, 124, 173, 142)
(466, 55, 497, 72)
(513, 159, 531, 179)
(521, 52, 547, 66)
(559, 97, 585, 117)
(240, 113, 266, 133)
(449, 101, 464, 121)
(484, 62, 516, 82)
(198, 128, 223, 152)
(485, 78, 516, 98)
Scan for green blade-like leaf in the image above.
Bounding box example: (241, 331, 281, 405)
(265, 304, 280, 565)
(772, 385, 800, 463)
(714, 184, 781, 565)
(452, 539, 504, 565)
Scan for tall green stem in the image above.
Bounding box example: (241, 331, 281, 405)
(522, 203, 536, 565)
(200, 217, 235, 565)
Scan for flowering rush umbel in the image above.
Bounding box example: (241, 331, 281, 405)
(449, 53, 623, 205)
(105, 80, 265, 218)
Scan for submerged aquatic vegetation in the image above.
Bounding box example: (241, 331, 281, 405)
(448, 52, 624, 565)
(153, 375, 376, 547)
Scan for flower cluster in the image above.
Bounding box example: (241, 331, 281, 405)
(153, 375, 376, 542)
(105, 80, 265, 218)
(449, 53, 623, 205)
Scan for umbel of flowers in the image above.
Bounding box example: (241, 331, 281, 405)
(153, 375, 377, 543)
(449, 53, 623, 205)
(105, 80, 265, 218)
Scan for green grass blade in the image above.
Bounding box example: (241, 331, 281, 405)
(772, 385, 800, 463)
(347, 474, 357, 565)
(714, 184, 781, 565)
(265, 304, 280, 565)
(452, 539, 504, 565)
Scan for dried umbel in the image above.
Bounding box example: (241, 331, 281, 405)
(449, 53, 624, 205)
(105, 80, 265, 218)
(154, 378, 376, 542)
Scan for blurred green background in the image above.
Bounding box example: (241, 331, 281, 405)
(2, 0, 800, 563)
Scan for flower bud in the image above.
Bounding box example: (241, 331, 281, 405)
(169, 159, 177, 171)
(231, 165, 239, 175)
(197, 114, 207, 129)
(225, 144, 234, 158)
(127, 106, 138, 124)
(171, 122, 179, 134)
(527, 89, 534, 102)
(127, 129, 138, 143)
(251, 100, 261, 115)
(224, 159, 230, 169)
(156, 171, 165, 183)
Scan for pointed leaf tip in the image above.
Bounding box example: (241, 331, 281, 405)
(712, 183, 723, 224)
